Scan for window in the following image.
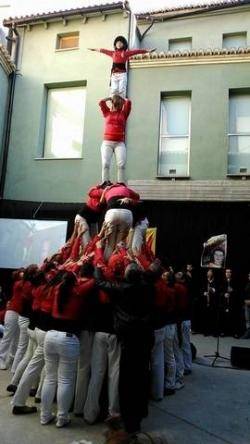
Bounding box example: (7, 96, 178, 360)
(43, 86, 86, 159)
(158, 95, 191, 177)
(169, 38, 192, 52)
(56, 32, 79, 50)
(223, 32, 247, 49)
(228, 93, 250, 175)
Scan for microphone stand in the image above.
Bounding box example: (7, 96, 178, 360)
(204, 268, 230, 367)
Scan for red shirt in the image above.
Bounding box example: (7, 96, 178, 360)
(8, 280, 24, 312)
(0, 308, 6, 323)
(32, 284, 48, 312)
(99, 99, 131, 142)
(103, 184, 139, 203)
(174, 282, 189, 312)
(86, 186, 103, 212)
(40, 286, 56, 314)
(155, 279, 175, 313)
(100, 48, 149, 72)
(52, 278, 95, 321)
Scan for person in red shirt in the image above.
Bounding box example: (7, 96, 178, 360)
(0, 269, 24, 370)
(99, 95, 131, 183)
(101, 183, 140, 260)
(40, 271, 95, 428)
(88, 35, 154, 97)
(74, 182, 110, 248)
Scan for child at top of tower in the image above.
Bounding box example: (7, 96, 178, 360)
(88, 36, 155, 98)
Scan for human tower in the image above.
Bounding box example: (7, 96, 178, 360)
(75, 35, 155, 259)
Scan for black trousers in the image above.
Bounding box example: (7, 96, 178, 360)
(118, 330, 154, 434)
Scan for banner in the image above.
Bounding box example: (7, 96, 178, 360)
(201, 234, 227, 269)
(146, 228, 157, 255)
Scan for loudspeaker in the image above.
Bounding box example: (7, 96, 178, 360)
(231, 346, 250, 370)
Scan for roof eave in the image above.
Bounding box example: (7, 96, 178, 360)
(3, 2, 124, 27)
(136, 1, 250, 21)
(0, 44, 16, 75)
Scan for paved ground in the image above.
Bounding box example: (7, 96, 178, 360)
(0, 335, 249, 444)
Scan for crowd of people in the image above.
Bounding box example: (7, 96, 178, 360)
(0, 177, 195, 442)
(0, 188, 249, 443)
(190, 267, 250, 339)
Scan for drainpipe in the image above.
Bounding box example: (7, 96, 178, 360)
(122, 0, 132, 97)
(0, 23, 19, 198)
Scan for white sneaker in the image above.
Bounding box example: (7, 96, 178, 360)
(41, 414, 56, 425)
(0, 362, 8, 370)
(56, 418, 71, 428)
(175, 382, 185, 390)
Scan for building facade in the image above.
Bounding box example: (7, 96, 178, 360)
(1, 0, 250, 269)
(0, 43, 15, 192)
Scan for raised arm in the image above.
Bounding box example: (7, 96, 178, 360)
(125, 48, 156, 59)
(88, 48, 114, 58)
(99, 98, 112, 117)
(123, 99, 131, 119)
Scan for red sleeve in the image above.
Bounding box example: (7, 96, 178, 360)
(77, 278, 95, 295)
(70, 237, 82, 261)
(128, 188, 140, 201)
(93, 246, 104, 266)
(100, 48, 114, 58)
(123, 99, 131, 120)
(88, 187, 102, 199)
(125, 49, 149, 60)
(60, 244, 71, 262)
(99, 100, 110, 118)
(0, 308, 6, 323)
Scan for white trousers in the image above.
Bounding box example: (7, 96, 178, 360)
(101, 140, 126, 183)
(11, 315, 29, 374)
(84, 332, 121, 424)
(182, 320, 192, 372)
(35, 367, 45, 399)
(0, 310, 19, 369)
(74, 330, 94, 415)
(104, 208, 133, 260)
(13, 327, 46, 406)
(41, 330, 80, 424)
(164, 324, 176, 390)
(151, 327, 165, 400)
(131, 218, 149, 255)
(110, 72, 127, 98)
(11, 327, 37, 386)
(173, 325, 184, 385)
(74, 214, 91, 249)
(0, 324, 4, 336)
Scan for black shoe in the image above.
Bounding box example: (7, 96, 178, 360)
(6, 384, 17, 393)
(184, 369, 192, 376)
(164, 388, 176, 396)
(12, 405, 37, 415)
(29, 388, 37, 397)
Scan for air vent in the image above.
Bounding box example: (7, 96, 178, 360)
(240, 167, 247, 173)
(169, 169, 176, 175)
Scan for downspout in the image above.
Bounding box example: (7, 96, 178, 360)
(122, 0, 132, 97)
(0, 23, 19, 198)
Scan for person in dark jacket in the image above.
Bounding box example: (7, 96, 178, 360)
(95, 262, 155, 437)
(241, 271, 250, 339)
